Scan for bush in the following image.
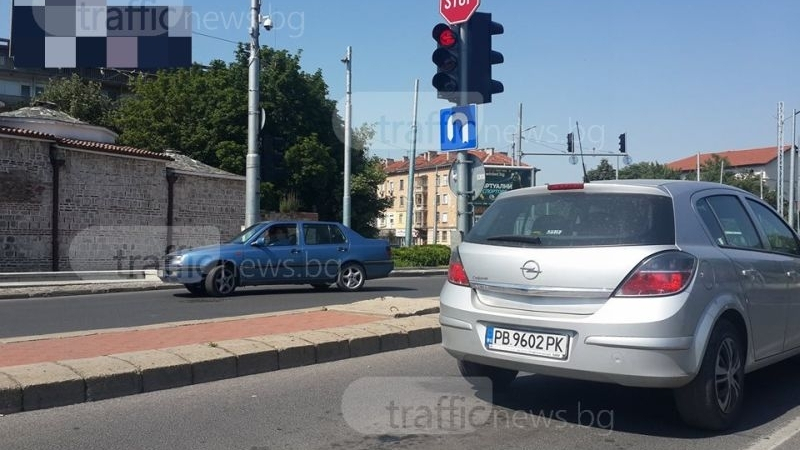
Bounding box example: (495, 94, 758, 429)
(392, 245, 451, 268)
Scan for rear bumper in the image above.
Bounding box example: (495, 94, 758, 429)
(439, 282, 703, 388)
(364, 261, 394, 279)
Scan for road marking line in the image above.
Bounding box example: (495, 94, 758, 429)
(746, 415, 800, 450)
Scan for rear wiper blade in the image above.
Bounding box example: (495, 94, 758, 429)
(486, 235, 542, 245)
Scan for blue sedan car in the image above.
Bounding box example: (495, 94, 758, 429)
(159, 221, 394, 296)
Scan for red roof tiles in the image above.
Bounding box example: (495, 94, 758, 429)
(0, 126, 173, 161)
(666, 146, 792, 171)
(383, 150, 524, 174)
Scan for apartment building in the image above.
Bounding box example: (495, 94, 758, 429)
(378, 149, 524, 246)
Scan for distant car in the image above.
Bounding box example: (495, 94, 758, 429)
(440, 180, 800, 430)
(159, 221, 394, 296)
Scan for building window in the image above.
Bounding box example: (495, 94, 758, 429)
(399, 196, 405, 207)
(399, 178, 404, 191)
(389, 181, 394, 193)
(399, 213, 404, 225)
(442, 212, 448, 223)
(389, 214, 394, 226)
(441, 231, 448, 242)
(442, 194, 449, 205)
(20, 85, 31, 97)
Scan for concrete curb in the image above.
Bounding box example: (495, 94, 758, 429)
(0, 314, 442, 415)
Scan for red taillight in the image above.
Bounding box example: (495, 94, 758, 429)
(547, 183, 585, 191)
(447, 249, 470, 287)
(617, 251, 696, 297)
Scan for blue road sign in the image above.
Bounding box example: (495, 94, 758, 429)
(440, 105, 477, 151)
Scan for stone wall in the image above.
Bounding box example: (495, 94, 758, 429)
(0, 137, 245, 272)
(0, 138, 52, 271)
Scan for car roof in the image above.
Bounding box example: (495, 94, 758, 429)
(501, 179, 753, 200)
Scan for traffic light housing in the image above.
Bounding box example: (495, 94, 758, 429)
(619, 133, 626, 153)
(432, 23, 461, 103)
(467, 12, 504, 104)
(567, 132, 574, 153)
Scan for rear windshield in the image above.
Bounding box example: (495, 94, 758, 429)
(466, 192, 675, 247)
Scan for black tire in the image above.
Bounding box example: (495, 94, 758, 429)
(457, 360, 518, 391)
(184, 283, 206, 296)
(673, 319, 745, 430)
(311, 283, 331, 291)
(204, 264, 237, 297)
(336, 263, 366, 292)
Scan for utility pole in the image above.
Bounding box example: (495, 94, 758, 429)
(790, 108, 799, 228)
(404, 79, 420, 247)
(433, 165, 439, 245)
(778, 102, 785, 217)
(342, 46, 352, 227)
(516, 103, 522, 165)
(456, 23, 471, 239)
(245, 0, 262, 228)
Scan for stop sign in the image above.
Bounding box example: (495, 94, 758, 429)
(439, 0, 481, 25)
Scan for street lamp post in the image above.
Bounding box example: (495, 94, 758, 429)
(245, 0, 262, 228)
(341, 46, 352, 227)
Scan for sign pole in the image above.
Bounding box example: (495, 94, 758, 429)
(456, 22, 472, 239)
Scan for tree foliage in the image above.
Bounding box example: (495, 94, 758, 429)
(34, 73, 114, 128)
(585, 159, 616, 181)
(109, 45, 388, 234)
(619, 162, 681, 180)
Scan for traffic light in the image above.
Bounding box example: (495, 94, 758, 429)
(567, 132, 574, 153)
(467, 12, 504, 104)
(432, 23, 461, 103)
(619, 133, 626, 153)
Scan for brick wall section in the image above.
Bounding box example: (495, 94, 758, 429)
(62, 150, 169, 271)
(0, 138, 52, 271)
(0, 137, 246, 272)
(172, 173, 245, 243)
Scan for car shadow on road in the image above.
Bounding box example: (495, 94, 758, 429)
(481, 355, 800, 437)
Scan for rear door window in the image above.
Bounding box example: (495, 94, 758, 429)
(746, 199, 800, 255)
(698, 195, 763, 250)
(466, 192, 675, 247)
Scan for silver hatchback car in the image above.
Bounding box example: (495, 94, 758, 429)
(440, 180, 800, 430)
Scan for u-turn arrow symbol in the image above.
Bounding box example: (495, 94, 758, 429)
(446, 112, 470, 143)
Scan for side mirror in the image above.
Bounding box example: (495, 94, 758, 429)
(252, 237, 267, 247)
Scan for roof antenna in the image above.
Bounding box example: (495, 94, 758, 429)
(576, 121, 589, 183)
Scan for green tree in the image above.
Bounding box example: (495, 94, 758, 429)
(586, 158, 616, 181)
(112, 45, 388, 232)
(33, 73, 115, 128)
(619, 162, 682, 180)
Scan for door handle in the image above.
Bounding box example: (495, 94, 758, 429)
(291, 249, 301, 254)
(741, 269, 757, 279)
(338, 247, 348, 252)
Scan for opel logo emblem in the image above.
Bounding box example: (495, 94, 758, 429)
(521, 260, 542, 280)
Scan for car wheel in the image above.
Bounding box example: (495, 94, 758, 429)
(337, 263, 365, 291)
(204, 264, 237, 297)
(311, 283, 331, 291)
(184, 283, 206, 296)
(674, 318, 745, 430)
(457, 360, 518, 391)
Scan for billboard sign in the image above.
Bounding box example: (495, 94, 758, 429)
(473, 166, 533, 207)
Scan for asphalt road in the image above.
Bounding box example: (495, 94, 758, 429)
(0, 276, 446, 339)
(3, 345, 800, 450)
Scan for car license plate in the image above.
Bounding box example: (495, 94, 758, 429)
(485, 326, 569, 360)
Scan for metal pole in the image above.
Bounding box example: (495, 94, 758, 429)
(615, 155, 619, 180)
(433, 166, 439, 245)
(404, 79, 420, 247)
(456, 23, 471, 238)
(778, 102, 785, 216)
(792, 109, 798, 228)
(245, 0, 262, 228)
(516, 103, 523, 166)
(696, 153, 700, 181)
(342, 46, 352, 227)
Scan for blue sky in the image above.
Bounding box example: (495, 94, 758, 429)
(2, 0, 798, 184)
